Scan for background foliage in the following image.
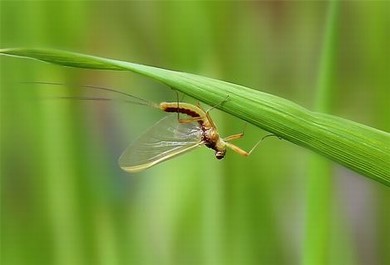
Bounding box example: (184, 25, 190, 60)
(1, 1, 389, 265)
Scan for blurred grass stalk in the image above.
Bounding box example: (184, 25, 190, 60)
(34, 3, 87, 265)
(302, 1, 354, 264)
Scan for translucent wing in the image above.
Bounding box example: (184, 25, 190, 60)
(119, 114, 203, 172)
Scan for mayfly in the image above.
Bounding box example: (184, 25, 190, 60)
(37, 82, 266, 173)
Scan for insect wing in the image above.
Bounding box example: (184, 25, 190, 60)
(119, 114, 203, 172)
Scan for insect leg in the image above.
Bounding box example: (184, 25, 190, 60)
(225, 142, 250, 156)
(172, 90, 188, 121)
(205, 95, 230, 114)
(225, 133, 280, 156)
(223, 132, 244, 142)
(225, 138, 262, 157)
(223, 122, 249, 141)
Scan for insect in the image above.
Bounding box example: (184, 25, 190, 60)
(119, 100, 265, 173)
(37, 82, 266, 172)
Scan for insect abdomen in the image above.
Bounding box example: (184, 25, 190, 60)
(160, 102, 206, 118)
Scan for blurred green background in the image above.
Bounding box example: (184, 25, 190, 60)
(1, 1, 389, 265)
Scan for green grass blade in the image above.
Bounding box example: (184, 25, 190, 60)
(1, 48, 389, 186)
(304, 1, 345, 264)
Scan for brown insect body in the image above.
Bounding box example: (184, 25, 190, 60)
(160, 102, 227, 159)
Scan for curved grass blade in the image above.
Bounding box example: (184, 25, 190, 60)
(0, 48, 389, 186)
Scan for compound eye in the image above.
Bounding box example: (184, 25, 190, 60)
(215, 151, 225, 160)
